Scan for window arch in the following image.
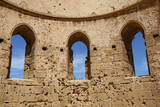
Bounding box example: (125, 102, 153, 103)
(68, 31, 91, 80)
(8, 24, 36, 79)
(121, 21, 150, 76)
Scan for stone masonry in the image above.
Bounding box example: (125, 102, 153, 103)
(0, 0, 160, 106)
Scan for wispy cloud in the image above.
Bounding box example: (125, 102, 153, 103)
(73, 54, 86, 67)
(10, 68, 24, 78)
(11, 48, 25, 70)
(73, 54, 86, 73)
(74, 65, 85, 73)
(11, 56, 25, 70)
(12, 48, 25, 57)
(135, 58, 149, 76)
(141, 59, 148, 71)
(10, 70, 20, 75)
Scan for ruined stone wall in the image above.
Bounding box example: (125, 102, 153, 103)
(0, 0, 160, 107)
(3, 0, 144, 17)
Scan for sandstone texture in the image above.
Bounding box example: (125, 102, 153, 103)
(0, 0, 160, 107)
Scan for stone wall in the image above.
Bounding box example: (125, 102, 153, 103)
(0, 0, 160, 106)
(2, 0, 144, 17)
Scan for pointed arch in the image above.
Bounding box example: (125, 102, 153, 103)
(121, 20, 145, 42)
(121, 20, 150, 76)
(67, 30, 90, 49)
(8, 24, 36, 78)
(67, 31, 91, 80)
(11, 23, 36, 54)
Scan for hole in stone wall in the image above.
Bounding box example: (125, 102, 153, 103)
(45, 92, 48, 96)
(42, 47, 47, 51)
(93, 47, 97, 51)
(60, 48, 63, 52)
(0, 38, 4, 43)
(131, 101, 134, 105)
(142, 101, 146, 105)
(112, 45, 116, 50)
(153, 34, 159, 38)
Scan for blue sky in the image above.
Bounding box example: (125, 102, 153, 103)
(10, 33, 149, 79)
(10, 35, 26, 78)
(71, 41, 87, 80)
(132, 32, 149, 76)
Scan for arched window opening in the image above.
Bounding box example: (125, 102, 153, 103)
(132, 32, 149, 76)
(10, 35, 26, 78)
(71, 41, 87, 80)
(68, 32, 91, 80)
(8, 25, 35, 79)
(121, 21, 150, 76)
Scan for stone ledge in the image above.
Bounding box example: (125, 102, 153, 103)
(124, 76, 151, 79)
(124, 76, 156, 82)
(67, 80, 90, 86)
(3, 78, 38, 85)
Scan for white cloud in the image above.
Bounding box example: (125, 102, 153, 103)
(10, 71, 19, 75)
(11, 48, 25, 70)
(73, 54, 86, 73)
(74, 64, 85, 73)
(141, 59, 148, 71)
(73, 54, 86, 68)
(11, 56, 25, 70)
(10, 68, 24, 78)
(12, 48, 25, 57)
(135, 58, 148, 71)
(135, 57, 149, 76)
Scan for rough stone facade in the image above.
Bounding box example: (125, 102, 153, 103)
(0, 0, 160, 106)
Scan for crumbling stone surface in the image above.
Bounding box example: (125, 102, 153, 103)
(2, 0, 144, 18)
(0, 0, 160, 107)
